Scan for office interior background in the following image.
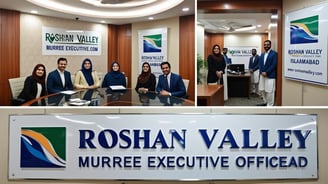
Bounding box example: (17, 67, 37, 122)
(1, 0, 328, 183)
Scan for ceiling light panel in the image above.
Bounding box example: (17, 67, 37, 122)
(26, 0, 184, 19)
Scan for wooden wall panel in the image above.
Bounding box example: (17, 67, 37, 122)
(204, 33, 224, 61)
(107, 24, 118, 70)
(0, 9, 20, 106)
(117, 24, 132, 88)
(179, 15, 195, 101)
(107, 24, 132, 88)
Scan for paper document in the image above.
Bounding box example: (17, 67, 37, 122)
(109, 85, 126, 90)
(60, 90, 77, 95)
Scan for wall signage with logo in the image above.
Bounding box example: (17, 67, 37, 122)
(138, 28, 167, 77)
(284, 2, 328, 85)
(9, 114, 317, 180)
(42, 26, 101, 55)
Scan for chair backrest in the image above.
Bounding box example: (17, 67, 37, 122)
(8, 77, 26, 99)
(182, 79, 189, 92)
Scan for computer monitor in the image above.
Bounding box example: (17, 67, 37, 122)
(228, 64, 245, 73)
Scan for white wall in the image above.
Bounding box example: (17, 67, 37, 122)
(223, 34, 262, 67)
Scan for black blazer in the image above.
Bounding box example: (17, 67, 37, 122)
(18, 75, 46, 101)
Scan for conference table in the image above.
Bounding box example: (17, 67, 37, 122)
(22, 88, 194, 106)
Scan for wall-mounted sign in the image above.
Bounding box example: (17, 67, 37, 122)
(227, 46, 259, 67)
(138, 28, 168, 77)
(9, 114, 317, 180)
(284, 2, 328, 85)
(42, 27, 101, 55)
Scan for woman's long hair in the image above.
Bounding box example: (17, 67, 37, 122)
(32, 64, 46, 85)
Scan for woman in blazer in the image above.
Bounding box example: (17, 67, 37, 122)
(18, 64, 47, 104)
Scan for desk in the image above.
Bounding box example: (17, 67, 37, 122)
(197, 84, 224, 106)
(22, 88, 194, 106)
(227, 73, 251, 98)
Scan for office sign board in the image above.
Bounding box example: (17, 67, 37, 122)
(9, 114, 317, 180)
(284, 2, 328, 85)
(42, 26, 102, 55)
(138, 27, 168, 77)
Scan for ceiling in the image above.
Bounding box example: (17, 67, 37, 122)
(198, 12, 273, 34)
(0, 0, 194, 25)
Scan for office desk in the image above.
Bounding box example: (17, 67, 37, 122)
(227, 73, 251, 98)
(22, 88, 194, 106)
(197, 84, 224, 106)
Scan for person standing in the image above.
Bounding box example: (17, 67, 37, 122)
(102, 61, 126, 88)
(258, 40, 278, 106)
(135, 62, 156, 93)
(74, 58, 100, 89)
(156, 61, 186, 98)
(47, 57, 73, 94)
(222, 47, 231, 65)
(18, 64, 47, 104)
(207, 44, 226, 85)
(248, 48, 260, 95)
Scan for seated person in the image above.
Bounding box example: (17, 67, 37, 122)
(156, 61, 186, 98)
(47, 57, 73, 94)
(135, 62, 156, 93)
(17, 64, 47, 105)
(74, 58, 100, 89)
(102, 61, 126, 88)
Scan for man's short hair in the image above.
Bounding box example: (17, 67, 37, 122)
(57, 57, 67, 64)
(160, 61, 171, 69)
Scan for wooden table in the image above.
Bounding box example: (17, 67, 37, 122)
(197, 84, 224, 106)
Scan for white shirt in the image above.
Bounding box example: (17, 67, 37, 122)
(57, 69, 65, 87)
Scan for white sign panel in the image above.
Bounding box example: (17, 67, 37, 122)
(284, 2, 328, 85)
(42, 27, 101, 55)
(9, 114, 317, 180)
(138, 28, 167, 77)
(228, 46, 259, 67)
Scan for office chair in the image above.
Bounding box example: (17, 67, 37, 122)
(182, 79, 189, 98)
(8, 77, 26, 105)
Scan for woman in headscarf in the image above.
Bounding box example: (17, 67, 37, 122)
(135, 62, 156, 93)
(102, 61, 126, 88)
(74, 58, 100, 89)
(207, 44, 226, 84)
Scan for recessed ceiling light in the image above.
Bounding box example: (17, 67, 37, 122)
(182, 7, 189, 12)
(30, 10, 38, 14)
(271, 14, 278, 19)
(148, 17, 154, 20)
(100, 20, 106, 23)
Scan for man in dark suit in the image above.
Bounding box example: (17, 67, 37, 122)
(47, 57, 73, 94)
(156, 61, 186, 98)
(258, 40, 278, 106)
(248, 48, 260, 95)
(222, 47, 232, 65)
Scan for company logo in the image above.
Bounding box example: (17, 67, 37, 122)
(143, 34, 162, 52)
(290, 15, 319, 44)
(20, 127, 66, 168)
